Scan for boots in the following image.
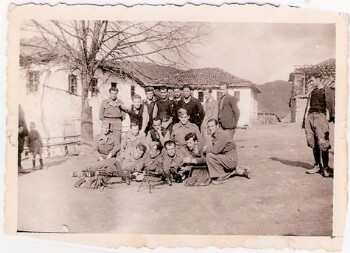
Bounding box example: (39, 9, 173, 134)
(32, 160, 36, 170)
(306, 164, 321, 174)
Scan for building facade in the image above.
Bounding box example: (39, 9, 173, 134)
(19, 62, 145, 157)
(288, 59, 335, 123)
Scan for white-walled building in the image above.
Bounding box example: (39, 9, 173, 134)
(18, 62, 152, 157)
(19, 56, 179, 156)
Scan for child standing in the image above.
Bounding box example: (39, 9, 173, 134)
(27, 122, 44, 170)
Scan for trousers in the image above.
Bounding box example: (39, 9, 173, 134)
(206, 153, 244, 178)
(304, 112, 330, 151)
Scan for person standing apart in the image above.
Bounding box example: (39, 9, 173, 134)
(27, 122, 44, 170)
(177, 85, 205, 129)
(302, 74, 335, 177)
(99, 87, 125, 144)
(204, 119, 250, 184)
(201, 88, 218, 144)
(217, 82, 240, 139)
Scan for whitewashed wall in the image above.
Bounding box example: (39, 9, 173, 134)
(19, 63, 81, 156)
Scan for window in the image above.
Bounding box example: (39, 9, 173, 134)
(27, 71, 39, 93)
(198, 91, 204, 102)
(90, 78, 98, 96)
(131, 85, 135, 98)
(111, 82, 117, 89)
(68, 75, 77, 94)
(234, 91, 240, 101)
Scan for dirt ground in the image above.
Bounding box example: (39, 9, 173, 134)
(17, 123, 334, 235)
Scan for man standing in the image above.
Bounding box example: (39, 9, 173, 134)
(143, 87, 157, 133)
(177, 85, 205, 129)
(18, 104, 29, 173)
(202, 88, 218, 143)
(99, 87, 125, 144)
(204, 118, 250, 184)
(120, 94, 149, 134)
(172, 87, 182, 124)
(302, 74, 335, 177)
(152, 86, 174, 130)
(217, 82, 240, 138)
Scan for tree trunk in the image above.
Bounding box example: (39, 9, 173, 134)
(80, 70, 94, 153)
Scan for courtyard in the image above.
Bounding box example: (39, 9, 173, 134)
(17, 123, 334, 235)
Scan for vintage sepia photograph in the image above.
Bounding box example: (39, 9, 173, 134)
(5, 3, 348, 251)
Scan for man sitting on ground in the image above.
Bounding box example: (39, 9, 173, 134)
(182, 132, 211, 186)
(115, 143, 147, 181)
(163, 140, 185, 183)
(72, 121, 127, 187)
(204, 118, 251, 185)
(143, 141, 171, 185)
(93, 121, 121, 160)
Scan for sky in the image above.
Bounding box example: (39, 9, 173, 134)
(20, 21, 335, 85)
(187, 23, 335, 84)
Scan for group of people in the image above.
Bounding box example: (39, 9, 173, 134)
(17, 73, 333, 185)
(73, 82, 251, 188)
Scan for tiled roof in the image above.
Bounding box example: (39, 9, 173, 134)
(101, 61, 181, 86)
(153, 67, 260, 93)
(290, 58, 335, 88)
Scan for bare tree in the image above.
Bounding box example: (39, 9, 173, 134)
(21, 20, 204, 147)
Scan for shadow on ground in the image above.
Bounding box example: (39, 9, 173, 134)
(270, 157, 314, 170)
(19, 156, 72, 176)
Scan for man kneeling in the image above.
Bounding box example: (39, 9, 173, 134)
(204, 118, 251, 185)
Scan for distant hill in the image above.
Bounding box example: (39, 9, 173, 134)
(257, 80, 292, 119)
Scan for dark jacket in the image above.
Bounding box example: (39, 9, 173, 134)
(177, 97, 205, 128)
(18, 105, 28, 152)
(218, 94, 240, 130)
(302, 86, 335, 129)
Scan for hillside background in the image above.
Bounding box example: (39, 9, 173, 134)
(257, 80, 292, 120)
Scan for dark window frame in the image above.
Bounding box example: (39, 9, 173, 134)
(90, 78, 98, 96)
(68, 74, 78, 94)
(198, 90, 204, 102)
(27, 71, 40, 93)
